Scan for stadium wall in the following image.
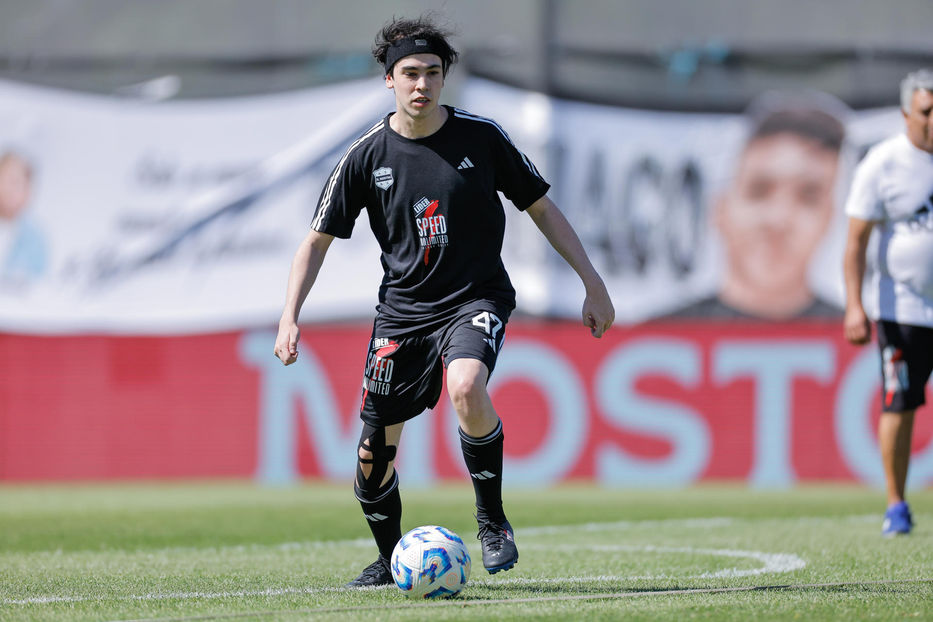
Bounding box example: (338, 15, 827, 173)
(2, 323, 931, 487)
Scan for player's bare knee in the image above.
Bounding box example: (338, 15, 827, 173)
(448, 374, 485, 414)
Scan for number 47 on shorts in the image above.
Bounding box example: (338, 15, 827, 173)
(472, 311, 503, 353)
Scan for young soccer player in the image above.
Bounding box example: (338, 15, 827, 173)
(274, 14, 615, 585)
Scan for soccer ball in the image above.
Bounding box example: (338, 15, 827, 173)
(390, 525, 471, 599)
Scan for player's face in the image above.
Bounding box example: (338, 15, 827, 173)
(0, 157, 32, 220)
(386, 54, 445, 121)
(903, 88, 933, 153)
(716, 134, 838, 295)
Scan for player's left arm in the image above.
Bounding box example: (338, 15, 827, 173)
(525, 194, 615, 337)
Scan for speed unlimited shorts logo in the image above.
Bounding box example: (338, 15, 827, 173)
(362, 338, 399, 397)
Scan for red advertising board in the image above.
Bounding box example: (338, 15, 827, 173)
(1, 322, 931, 486)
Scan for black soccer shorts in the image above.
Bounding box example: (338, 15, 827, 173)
(359, 300, 510, 426)
(877, 320, 933, 413)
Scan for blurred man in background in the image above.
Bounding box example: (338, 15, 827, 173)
(669, 98, 845, 320)
(0, 150, 46, 287)
(843, 69, 933, 536)
(274, 14, 614, 586)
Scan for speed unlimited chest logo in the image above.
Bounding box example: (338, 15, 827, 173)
(412, 197, 448, 264)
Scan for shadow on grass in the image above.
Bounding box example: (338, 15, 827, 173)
(462, 578, 933, 600)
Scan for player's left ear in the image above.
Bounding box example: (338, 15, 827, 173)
(385, 73, 394, 90)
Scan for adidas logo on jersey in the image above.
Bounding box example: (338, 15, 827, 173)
(457, 157, 475, 170)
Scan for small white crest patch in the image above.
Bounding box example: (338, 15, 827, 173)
(373, 167, 394, 190)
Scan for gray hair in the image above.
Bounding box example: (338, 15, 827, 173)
(900, 69, 933, 112)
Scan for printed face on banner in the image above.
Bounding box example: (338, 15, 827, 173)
(0, 153, 32, 220)
(0, 151, 45, 287)
(714, 134, 839, 311)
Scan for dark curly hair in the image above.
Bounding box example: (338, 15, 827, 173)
(372, 14, 459, 76)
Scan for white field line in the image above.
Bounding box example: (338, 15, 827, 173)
(4, 515, 844, 606)
(519, 517, 735, 535)
(8, 586, 355, 606)
(519, 514, 877, 536)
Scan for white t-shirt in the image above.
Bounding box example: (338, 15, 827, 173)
(845, 132, 933, 328)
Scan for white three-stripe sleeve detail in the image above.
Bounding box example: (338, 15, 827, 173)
(312, 121, 383, 231)
(452, 109, 545, 181)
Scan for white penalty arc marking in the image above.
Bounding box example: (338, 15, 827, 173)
(473, 543, 806, 589)
(4, 517, 807, 606)
(6, 543, 805, 607)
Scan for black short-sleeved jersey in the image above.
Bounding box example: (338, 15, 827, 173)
(311, 105, 550, 333)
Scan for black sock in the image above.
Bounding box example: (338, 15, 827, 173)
(355, 470, 402, 560)
(459, 419, 505, 524)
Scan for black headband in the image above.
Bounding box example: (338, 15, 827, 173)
(384, 36, 448, 76)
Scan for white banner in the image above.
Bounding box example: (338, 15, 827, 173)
(0, 76, 907, 333)
(0, 79, 391, 334)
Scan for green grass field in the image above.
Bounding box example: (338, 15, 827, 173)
(1, 483, 931, 621)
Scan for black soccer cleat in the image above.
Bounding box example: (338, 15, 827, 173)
(345, 555, 394, 588)
(478, 518, 519, 574)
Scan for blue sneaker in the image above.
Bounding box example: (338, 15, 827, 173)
(881, 501, 913, 536)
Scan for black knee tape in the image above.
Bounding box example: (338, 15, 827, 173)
(355, 423, 398, 501)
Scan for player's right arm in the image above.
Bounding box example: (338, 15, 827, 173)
(842, 216, 874, 346)
(274, 229, 335, 365)
(841, 146, 884, 347)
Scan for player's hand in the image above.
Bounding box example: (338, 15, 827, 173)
(582, 283, 615, 338)
(274, 321, 300, 365)
(843, 306, 871, 346)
